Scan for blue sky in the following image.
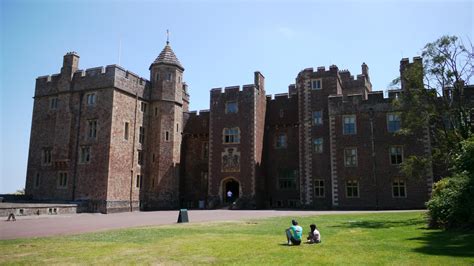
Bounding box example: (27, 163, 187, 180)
(0, 0, 472, 193)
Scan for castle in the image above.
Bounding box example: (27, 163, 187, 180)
(25, 42, 435, 213)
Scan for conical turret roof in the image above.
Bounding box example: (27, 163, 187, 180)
(151, 43, 184, 70)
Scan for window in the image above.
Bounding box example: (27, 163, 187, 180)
(343, 115, 357, 135)
(156, 73, 160, 81)
(279, 109, 284, 118)
(42, 148, 52, 165)
(136, 174, 143, 188)
(314, 179, 325, 198)
(276, 133, 287, 149)
(166, 73, 172, 81)
(34, 173, 40, 188)
(390, 146, 403, 165)
(80, 146, 91, 163)
(139, 126, 145, 144)
(387, 113, 401, 133)
(344, 148, 357, 167)
(165, 131, 170, 141)
(86, 93, 96, 106)
(313, 111, 323, 125)
(141, 102, 147, 113)
(152, 153, 155, 162)
(50, 97, 58, 110)
(202, 142, 209, 159)
(138, 150, 143, 165)
(392, 179, 406, 198)
(154, 107, 158, 116)
(57, 172, 68, 188)
(226, 101, 238, 114)
(313, 138, 323, 153)
(124, 122, 129, 140)
(176, 123, 179, 133)
(311, 79, 322, 90)
(223, 128, 240, 143)
(88, 120, 97, 139)
(278, 169, 297, 190)
(346, 180, 359, 198)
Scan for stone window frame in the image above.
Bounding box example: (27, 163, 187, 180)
(79, 146, 91, 164)
(225, 101, 238, 114)
(275, 133, 287, 149)
(42, 147, 52, 165)
(387, 112, 401, 133)
(314, 179, 325, 198)
(137, 150, 144, 165)
(139, 126, 145, 144)
(311, 79, 322, 90)
(343, 115, 357, 135)
(87, 119, 98, 139)
(57, 171, 68, 189)
(346, 179, 359, 198)
(344, 147, 358, 167)
(140, 102, 147, 113)
(392, 178, 407, 198)
(34, 173, 40, 189)
(86, 93, 97, 106)
(124, 122, 129, 140)
(223, 127, 240, 144)
(135, 174, 143, 189)
(278, 169, 298, 190)
(313, 110, 323, 126)
(389, 145, 404, 165)
(313, 138, 323, 153)
(50, 97, 58, 110)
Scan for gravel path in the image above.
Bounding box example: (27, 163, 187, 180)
(0, 209, 422, 240)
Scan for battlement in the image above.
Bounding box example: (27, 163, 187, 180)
(328, 89, 396, 107)
(400, 56, 422, 65)
(211, 84, 257, 96)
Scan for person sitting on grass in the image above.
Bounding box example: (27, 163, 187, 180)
(307, 223, 321, 244)
(285, 219, 303, 245)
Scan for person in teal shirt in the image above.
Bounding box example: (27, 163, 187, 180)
(285, 219, 303, 245)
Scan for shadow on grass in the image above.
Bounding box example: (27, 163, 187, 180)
(329, 218, 425, 229)
(409, 230, 474, 257)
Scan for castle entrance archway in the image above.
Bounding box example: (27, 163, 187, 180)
(223, 178, 240, 203)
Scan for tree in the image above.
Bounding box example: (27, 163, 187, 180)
(392, 35, 474, 179)
(392, 35, 474, 229)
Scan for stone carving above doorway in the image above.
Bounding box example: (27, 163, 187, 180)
(222, 147, 240, 172)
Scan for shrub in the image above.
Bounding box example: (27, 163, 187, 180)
(426, 137, 474, 229)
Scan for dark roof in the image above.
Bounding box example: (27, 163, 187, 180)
(151, 44, 184, 70)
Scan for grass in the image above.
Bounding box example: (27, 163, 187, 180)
(0, 211, 473, 265)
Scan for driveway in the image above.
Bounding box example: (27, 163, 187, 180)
(0, 209, 421, 240)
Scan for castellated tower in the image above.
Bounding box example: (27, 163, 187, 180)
(208, 72, 267, 208)
(143, 42, 186, 209)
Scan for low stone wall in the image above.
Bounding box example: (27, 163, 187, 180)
(0, 203, 77, 217)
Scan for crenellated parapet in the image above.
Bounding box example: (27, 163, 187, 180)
(328, 89, 402, 115)
(35, 64, 150, 99)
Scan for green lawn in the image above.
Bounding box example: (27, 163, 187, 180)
(0, 211, 473, 265)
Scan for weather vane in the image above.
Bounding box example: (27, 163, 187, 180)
(166, 29, 170, 45)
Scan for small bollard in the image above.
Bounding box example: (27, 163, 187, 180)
(177, 209, 189, 223)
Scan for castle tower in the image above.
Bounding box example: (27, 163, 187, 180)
(144, 41, 185, 209)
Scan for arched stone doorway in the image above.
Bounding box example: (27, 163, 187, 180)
(222, 178, 240, 203)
